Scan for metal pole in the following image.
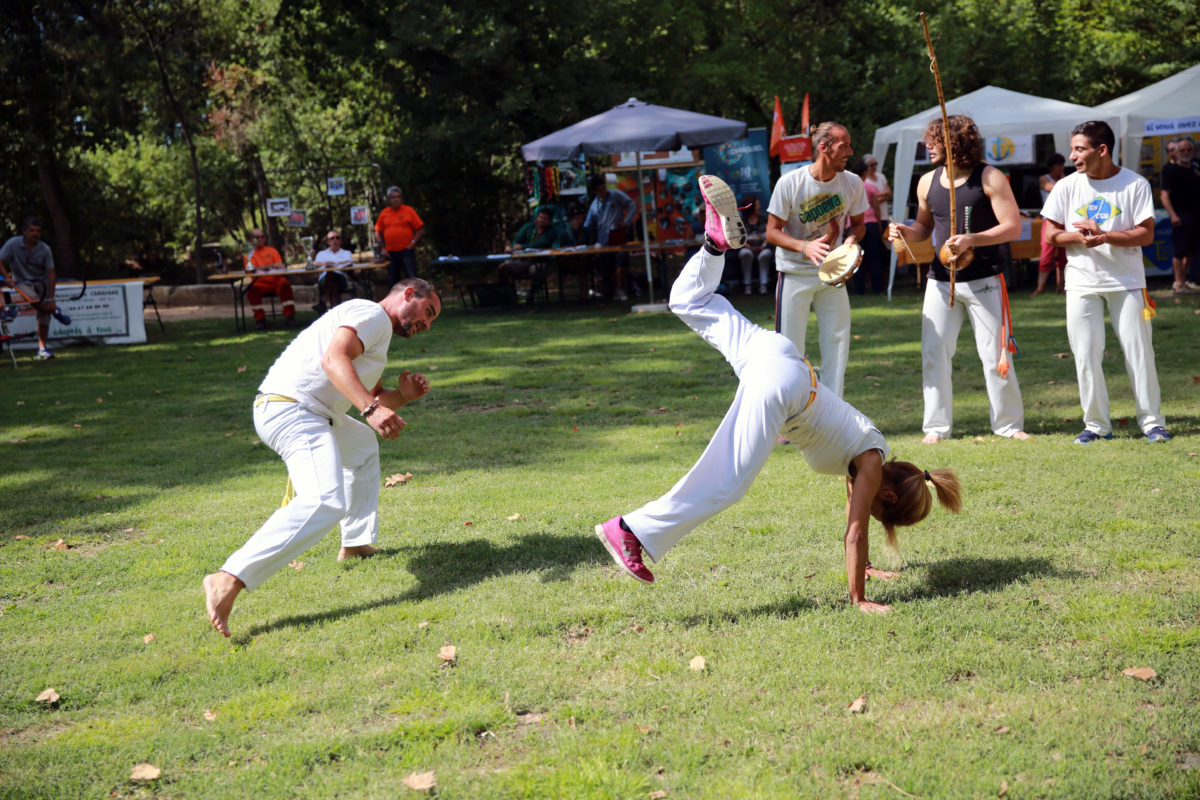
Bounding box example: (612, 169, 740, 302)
(637, 152, 654, 304)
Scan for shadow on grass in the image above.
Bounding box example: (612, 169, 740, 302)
(895, 555, 1070, 601)
(677, 556, 1068, 628)
(244, 532, 606, 639)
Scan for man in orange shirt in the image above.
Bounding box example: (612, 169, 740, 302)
(244, 229, 297, 329)
(374, 185, 425, 286)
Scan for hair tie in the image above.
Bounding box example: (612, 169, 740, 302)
(924, 470, 932, 483)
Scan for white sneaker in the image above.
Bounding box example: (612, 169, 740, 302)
(744, 285, 752, 295)
(759, 284, 768, 295)
(615, 289, 629, 301)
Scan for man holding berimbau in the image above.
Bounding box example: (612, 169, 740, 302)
(0, 217, 58, 359)
(203, 277, 442, 637)
(766, 122, 866, 400)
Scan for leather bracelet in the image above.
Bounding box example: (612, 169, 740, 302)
(361, 399, 380, 418)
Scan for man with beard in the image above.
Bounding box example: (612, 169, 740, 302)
(203, 278, 442, 637)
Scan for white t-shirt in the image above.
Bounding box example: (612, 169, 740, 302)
(314, 247, 354, 270)
(783, 382, 891, 476)
(865, 173, 890, 221)
(259, 299, 393, 421)
(1040, 166, 1154, 292)
(768, 167, 867, 276)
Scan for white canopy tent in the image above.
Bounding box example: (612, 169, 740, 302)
(869, 85, 1105, 296)
(1094, 63, 1200, 167)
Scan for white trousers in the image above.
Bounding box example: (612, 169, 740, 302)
(1066, 289, 1164, 435)
(739, 247, 774, 288)
(775, 271, 850, 398)
(221, 401, 380, 590)
(626, 249, 810, 562)
(921, 276, 1025, 438)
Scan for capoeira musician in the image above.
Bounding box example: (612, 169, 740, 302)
(596, 176, 962, 614)
(204, 278, 442, 637)
(887, 115, 1030, 444)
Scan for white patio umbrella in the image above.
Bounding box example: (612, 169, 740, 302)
(521, 98, 747, 304)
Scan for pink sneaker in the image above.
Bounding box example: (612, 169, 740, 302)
(595, 517, 654, 584)
(698, 175, 746, 251)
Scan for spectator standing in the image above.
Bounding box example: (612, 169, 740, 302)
(1160, 137, 1200, 294)
(313, 229, 354, 314)
(244, 228, 297, 329)
(1033, 153, 1069, 296)
(886, 115, 1029, 444)
(583, 174, 637, 301)
(203, 278, 442, 637)
(737, 195, 774, 295)
(1041, 120, 1171, 444)
(0, 217, 58, 358)
(862, 155, 893, 232)
(374, 186, 425, 286)
(766, 121, 867, 399)
(850, 160, 886, 295)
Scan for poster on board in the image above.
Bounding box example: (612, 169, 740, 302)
(267, 197, 291, 217)
(286, 209, 308, 228)
(327, 177, 346, 196)
(350, 206, 369, 225)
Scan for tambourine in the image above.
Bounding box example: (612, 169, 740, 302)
(818, 242, 863, 287)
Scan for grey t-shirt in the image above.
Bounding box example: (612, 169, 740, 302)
(0, 236, 55, 284)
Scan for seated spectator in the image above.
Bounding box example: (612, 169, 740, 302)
(736, 195, 774, 295)
(498, 207, 564, 303)
(561, 202, 596, 298)
(313, 229, 354, 314)
(244, 228, 297, 329)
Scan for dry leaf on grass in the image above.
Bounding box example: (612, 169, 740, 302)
(143, 634, 156, 644)
(506, 512, 522, 521)
(417, 621, 429, 629)
(288, 560, 305, 571)
(95, 397, 103, 403)
(236, 365, 247, 373)
(129, 763, 162, 781)
(688, 655, 706, 672)
(50, 539, 68, 551)
(463, 521, 473, 527)
(13, 535, 29, 540)
(73, 424, 82, 429)
(224, 432, 234, 438)
(516, 711, 544, 725)
(35, 688, 60, 706)
(1123, 666, 1157, 681)
(203, 709, 218, 721)
(999, 778, 1009, 797)
(402, 770, 436, 791)
(995, 725, 1011, 734)
(384, 472, 413, 488)
(649, 791, 668, 799)
(848, 696, 867, 714)
(1053, 352, 1070, 358)
(1194, 375, 1200, 384)
(438, 644, 457, 662)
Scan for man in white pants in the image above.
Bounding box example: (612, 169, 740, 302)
(766, 122, 866, 399)
(1041, 120, 1171, 444)
(887, 115, 1029, 444)
(203, 278, 442, 637)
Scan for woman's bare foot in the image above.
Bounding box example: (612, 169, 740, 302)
(338, 544, 380, 562)
(922, 433, 942, 444)
(857, 601, 891, 615)
(203, 572, 244, 638)
(1009, 430, 1032, 441)
(865, 566, 900, 581)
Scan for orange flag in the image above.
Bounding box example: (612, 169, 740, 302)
(800, 93, 810, 135)
(769, 95, 786, 158)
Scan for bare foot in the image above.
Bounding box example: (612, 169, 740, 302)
(921, 433, 942, 444)
(338, 544, 380, 562)
(1009, 430, 1032, 441)
(1031, 289, 1044, 297)
(203, 571, 244, 638)
(866, 566, 900, 581)
(857, 601, 891, 615)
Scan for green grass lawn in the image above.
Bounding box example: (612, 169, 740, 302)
(2, 284, 1198, 799)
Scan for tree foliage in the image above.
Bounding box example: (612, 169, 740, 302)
(2, 0, 1197, 278)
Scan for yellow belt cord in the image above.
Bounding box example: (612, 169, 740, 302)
(253, 394, 299, 506)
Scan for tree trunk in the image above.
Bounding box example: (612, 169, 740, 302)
(34, 148, 81, 276)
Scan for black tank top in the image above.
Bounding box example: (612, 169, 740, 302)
(926, 164, 1004, 282)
